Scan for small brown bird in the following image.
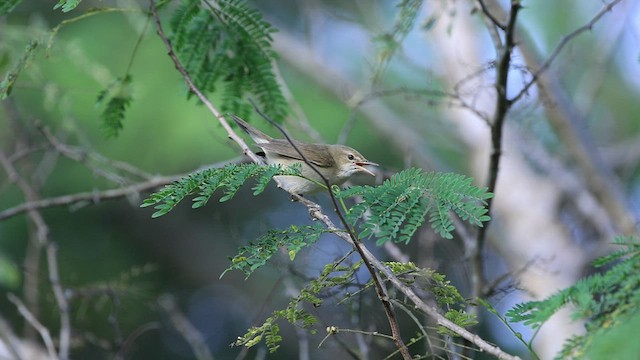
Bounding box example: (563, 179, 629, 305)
(231, 115, 377, 194)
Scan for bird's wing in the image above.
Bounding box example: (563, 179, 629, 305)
(259, 140, 335, 167)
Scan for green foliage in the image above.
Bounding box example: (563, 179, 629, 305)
(222, 223, 326, 278)
(439, 309, 478, 337)
(234, 260, 362, 352)
(96, 75, 133, 138)
(141, 163, 301, 218)
(506, 236, 640, 359)
(0, 40, 38, 100)
(0, 0, 22, 16)
(386, 262, 465, 307)
(479, 297, 539, 359)
(53, 0, 82, 12)
(169, 0, 287, 120)
(386, 261, 477, 335)
(339, 168, 492, 244)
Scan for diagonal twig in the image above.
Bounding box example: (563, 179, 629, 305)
(0, 150, 71, 360)
(7, 294, 58, 360)
(510, 0, 624, 104)
(0, 159, 242, 221)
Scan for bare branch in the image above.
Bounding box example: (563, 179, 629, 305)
(7, 294, 58, 360)
(38, 123, 153, 181)
(472, 0, 522, 305)
(158, 295, 214, 360)
(0, 159, 242, 221)
(510, 0, 625, 104)
(0, 151, 71, 360)
(476, 0, 506, 30)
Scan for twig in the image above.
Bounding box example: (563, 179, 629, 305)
(7, 293, 58, 360)
(113, 322, 162, 360)
(0, 150, 71, 360)
(158, 295, 214, 360)
(0, 159, 242, 221)
(37, 123, 153, 182)
(0, 315, 25, 360)
(476, 0, 506, 30)
(148, 0, 261, 166)
(473, 0, 521, 302)
(510, 0, 624, 104)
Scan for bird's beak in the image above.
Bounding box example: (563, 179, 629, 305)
(355, 160, 378, 177)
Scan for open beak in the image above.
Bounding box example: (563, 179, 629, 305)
(356, 160, 378, 177)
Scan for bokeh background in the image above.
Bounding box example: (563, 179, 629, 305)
(2, 0, 640, 359)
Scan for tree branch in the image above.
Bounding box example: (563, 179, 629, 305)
(7, 294, 58, 360)
(0, 159, 242, 221)
(473, 0, 521, 303)
(0, 151, 71, 360)
(510, 0, 624, 104)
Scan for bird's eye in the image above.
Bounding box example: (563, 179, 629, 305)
(347, 154, 355, 161)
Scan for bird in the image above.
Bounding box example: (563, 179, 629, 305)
(231, 115, 378, 194)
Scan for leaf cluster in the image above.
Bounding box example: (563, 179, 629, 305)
(386, 261, 476, 335)
(339, 168, 492, 244)
(53, 0, 81, 13)
(141, 163, 301, 218)
(169, 0, 287, 120)
(506, 236, 640, 359)
(234, 260, 363, 352)
(222, 223, 326, 278)
(96, 75, 133, 138)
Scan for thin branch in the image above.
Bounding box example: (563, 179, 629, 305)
(7, 293, 58, 360)
(0, 159, 242, 221)
(476, 0, 506, 30)
(37, 123, 153, 182)
(113, 322, 162, 360)
(473, 0, 521, 302)
(0, 315, 26, 360)
(0, 150, 71, 360)
(149, 0, 261, 166)
(158, 295, 214, 360)
(510, 0, 624, 104)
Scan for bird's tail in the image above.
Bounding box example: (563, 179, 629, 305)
(230, 115, 272, 144)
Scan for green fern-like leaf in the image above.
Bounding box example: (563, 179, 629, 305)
(222, 223, 325, 278)
(233, 259, 360, 352)
(141, 163, 301, 218)
(385, 261, 466, 307)
(169, 0, 287, 120)
(507, 236, 640, 359)
(96, 75, 133, 138)
(339, 168, 492, 245)
(438, 309, 478, 337)
(53, 0, 81, 12)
